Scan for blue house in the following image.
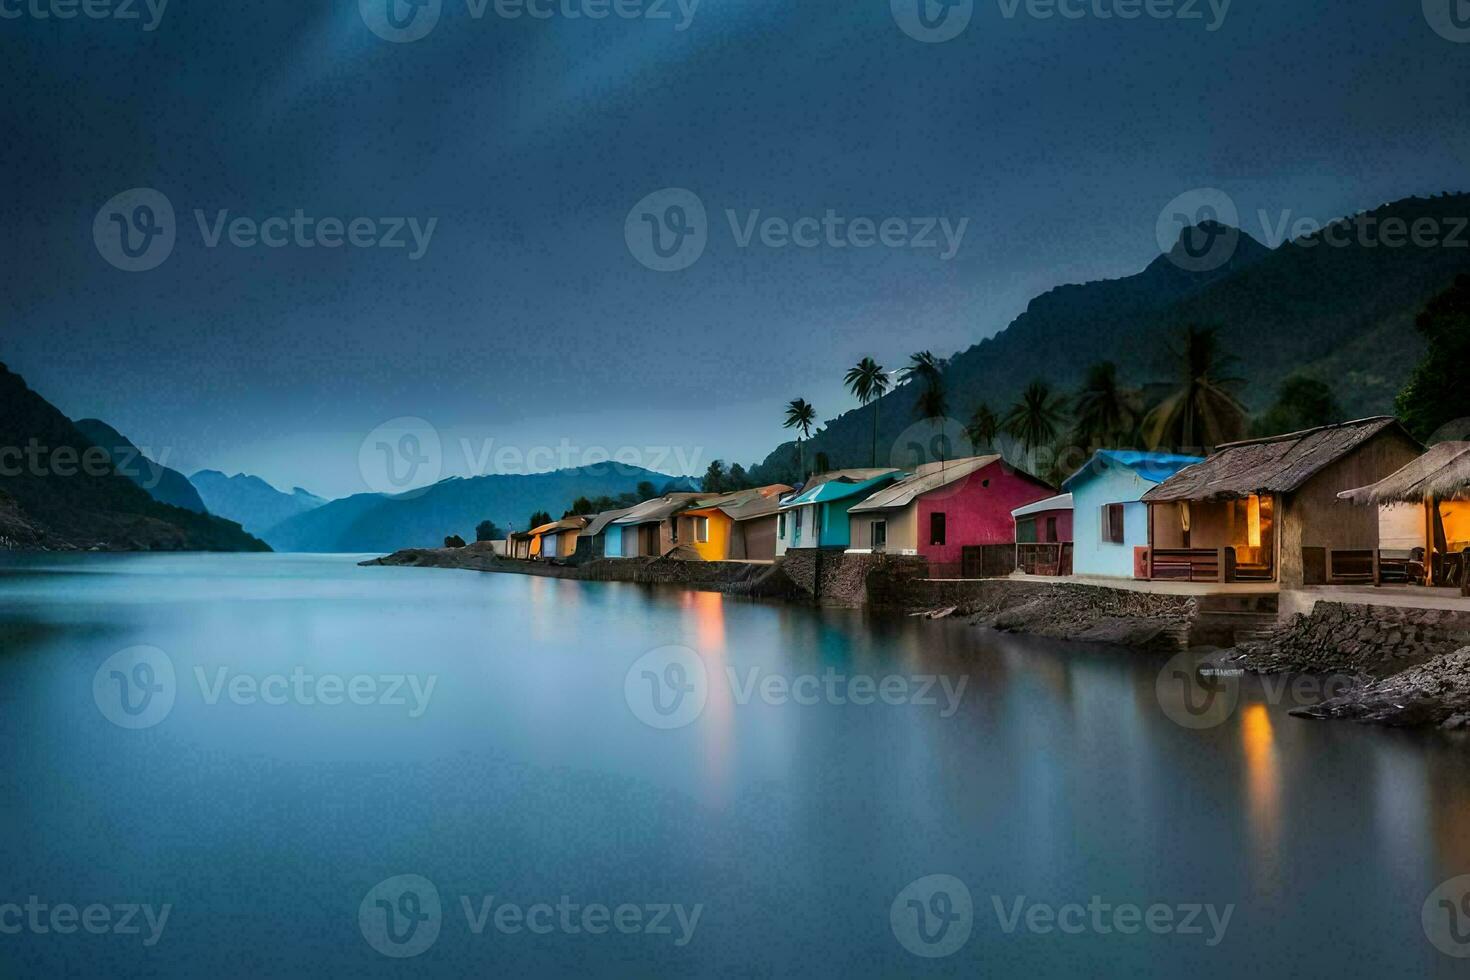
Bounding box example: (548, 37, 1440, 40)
(1062, 450, 1203, 578)
(776, 469, 902, 555)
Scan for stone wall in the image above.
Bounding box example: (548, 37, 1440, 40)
(1238, 601, 1470, 676)
(780, 549, 928, 608)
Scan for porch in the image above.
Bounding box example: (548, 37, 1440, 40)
(1146, 495, 1276, 583)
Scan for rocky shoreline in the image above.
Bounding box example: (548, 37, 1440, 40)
(1216, 600, 1470, 730)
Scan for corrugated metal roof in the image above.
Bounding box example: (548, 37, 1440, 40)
(538, 516, 589, 536)
(684, 485, 792, 521)
(1011, 492, 1073, 519)
(848, 456, 1000, 513)
(1339, 442, 1470, 504)
(1061, 450, 1205, 491)
(1142, 417, 1416, 503)
(781, 470, 901, 509)
(581, 507, 637, 537)
(612, 493, 702, 525)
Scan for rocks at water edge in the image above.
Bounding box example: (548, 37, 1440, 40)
(1290, 647, 1470, 729)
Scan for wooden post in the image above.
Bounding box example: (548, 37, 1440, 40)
(1425, 496, 1435, 587)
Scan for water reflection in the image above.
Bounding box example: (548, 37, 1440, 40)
(1240, 703, 1281, 884)
(0, 555, 1468, 979)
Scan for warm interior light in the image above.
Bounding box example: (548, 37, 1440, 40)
(1247, 495, 1262, 549)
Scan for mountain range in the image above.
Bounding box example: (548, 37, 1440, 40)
(0, 364, 267, 552)
(73, 418, 209, 514)
(265, 468, 695, 553)
(189, 470, 326, 542)
(748, 193, 1470, 482)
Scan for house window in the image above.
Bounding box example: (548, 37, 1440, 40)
(794, 508, 803, 543)
(694, 516, 709, 544)
(1045, 517, 1058, 543)
(779, 513, 787, 538)
(1102, 503, 1125, 544)
(871, 520, 887, 552)
(929, 512, 946, 546)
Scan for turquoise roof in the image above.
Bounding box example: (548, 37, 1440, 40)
(1062, 450, 1204, 491)
(781, 472, 901, 508)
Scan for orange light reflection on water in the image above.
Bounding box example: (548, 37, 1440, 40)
(1241, 702, 1281, 884)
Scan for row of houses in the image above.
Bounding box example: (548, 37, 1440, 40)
(499, 417, 1469, 593)
(1020, 417, 1468, 592)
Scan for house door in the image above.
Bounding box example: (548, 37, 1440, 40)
(871, 520, 887, 553)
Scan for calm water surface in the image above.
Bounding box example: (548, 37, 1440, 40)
(0, 553, 1467, 977)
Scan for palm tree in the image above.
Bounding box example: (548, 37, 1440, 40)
(844, 357, 891, 467)
(1141, 324, 1248, 452)
(783, 398, 817, 480)
(901, 351, 949, 467)
(1003, 380, 1068, 453)
(966, 402, 999, 452)
(1072, 361, 1142, 450)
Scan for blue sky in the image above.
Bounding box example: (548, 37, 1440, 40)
(3, 0, 1468, 497)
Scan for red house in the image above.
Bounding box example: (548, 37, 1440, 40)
(846, 455, 1056, 576)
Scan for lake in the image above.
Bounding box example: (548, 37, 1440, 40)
(0, 553, 1467, 977)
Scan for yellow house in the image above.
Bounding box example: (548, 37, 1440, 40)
(675, 485, 792, 561)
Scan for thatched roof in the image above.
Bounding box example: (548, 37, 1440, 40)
(1142, 417, 1416, 503)
(1338, 442, 1470, 504)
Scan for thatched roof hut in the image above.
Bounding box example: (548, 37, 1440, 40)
(1338, 442, 1470, 504)
(1142, 417, 1414, 502)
